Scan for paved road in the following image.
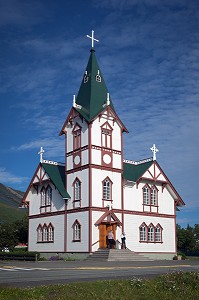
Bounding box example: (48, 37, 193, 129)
(0, 259, 199, 288)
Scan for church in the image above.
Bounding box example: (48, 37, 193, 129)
(22, 31, 185, 260)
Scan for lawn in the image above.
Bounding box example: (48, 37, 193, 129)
(0, 272, 199, 300)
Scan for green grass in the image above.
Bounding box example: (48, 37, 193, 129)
(0, 203, 26, 224)
(0, 272, 199, 300)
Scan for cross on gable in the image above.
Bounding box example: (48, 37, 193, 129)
(38, 147, 44, 163)
(86, 30, 99, 48)
(150, 144, 159, 161)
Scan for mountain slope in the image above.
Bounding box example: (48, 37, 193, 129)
(0, 183, 26, 224)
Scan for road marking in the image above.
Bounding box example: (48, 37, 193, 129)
(0, 264, 192, 272)
(0, 268, 17, 271)
(0, 267, 50, 272)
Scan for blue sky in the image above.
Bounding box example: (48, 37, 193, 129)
(0, 0, 198, 227)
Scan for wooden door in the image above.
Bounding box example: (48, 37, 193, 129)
(99, 223, 117, 249)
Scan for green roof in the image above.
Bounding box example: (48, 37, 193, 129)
(42, 163, 70, 199)
(75, 49, 114, 122)
(123, 161, 153, 182)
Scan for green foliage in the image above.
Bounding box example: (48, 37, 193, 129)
(0, 251, 40, 261)
(177, 224, 199, 255)
(0, 214, 28, 249)
(0, 272, 198, 299)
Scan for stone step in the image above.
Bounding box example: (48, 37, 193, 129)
(87, 249, 153, 261)
(86, 249, 110, 260)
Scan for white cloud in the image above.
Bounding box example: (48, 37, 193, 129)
(0, 167, 29, 185)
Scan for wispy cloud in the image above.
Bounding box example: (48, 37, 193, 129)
(0, 167, 29, 185)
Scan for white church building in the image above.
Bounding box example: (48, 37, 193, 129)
(22, 31, 185, 260)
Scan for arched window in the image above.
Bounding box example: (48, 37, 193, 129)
(72, 220, 81, 241)
(143, 185, 150, 205)
(43, 225, 48, 242)
(73, 178, 81, 208)
(151, 186, 158, 206)
(101, 122, 112, 148)
(37, 225, 43, 242)
(73, 124, 81, 150)
(148, 224, 154, 242)
(48, 223, 54, 242)
(102, 178, 112, 200)
(155, 224, 162, 242)
(139, 223, 147, 242)
(46, 186, 52, 206)
(41, 187, 46, 206)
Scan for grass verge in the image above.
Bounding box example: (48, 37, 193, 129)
(0, 272, 199, 300)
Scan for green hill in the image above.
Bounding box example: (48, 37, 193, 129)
(0, 183, 27, 224)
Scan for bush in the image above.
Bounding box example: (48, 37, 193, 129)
(0, 251, 40, 261)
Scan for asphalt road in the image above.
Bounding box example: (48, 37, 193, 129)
(0, 259, 199, 288)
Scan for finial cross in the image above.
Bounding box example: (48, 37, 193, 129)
(150, 144, 159, 161)
(86, 30, 99, 48)
(38, 147, 44, 163)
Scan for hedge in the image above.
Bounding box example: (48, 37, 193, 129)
(0, 251, 40, 261)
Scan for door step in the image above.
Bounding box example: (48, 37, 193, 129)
(87, 249, 153, 261)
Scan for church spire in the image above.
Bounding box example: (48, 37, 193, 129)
(73, 31, 115, 122)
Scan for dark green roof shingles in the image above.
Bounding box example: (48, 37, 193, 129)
(123, 161, 153, 182)
(42, 163, 70, 199)
(75, 49, 114, 122)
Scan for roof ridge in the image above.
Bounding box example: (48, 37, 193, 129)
(123, 157, 153, 165)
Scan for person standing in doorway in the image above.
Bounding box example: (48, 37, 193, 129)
(107, 230, 115, 249)
(121, 232, 126, 249)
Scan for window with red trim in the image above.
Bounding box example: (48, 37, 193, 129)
(73, 124, 81, 150)
(102, 177, 112, 200)
(101, 122, 112, 148)
(72, 220, 81, 242)
(37, 223, 54, 243)
(40, 185, 52, 209)
(73, 178, 81, 208)
(139, 223, 147, 241)
(143, 184, 158, 207)
(139, 223, 163, 243)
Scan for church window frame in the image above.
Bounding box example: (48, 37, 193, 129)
(37, 223, 54, 243)
(139, 223, 147, 242)
(139, 223, 162, 243)
(151, 185, 158, 206)
(143, 184, 158, 207)
(43, 224, 48, 242)
(101, 122, 112, 149)
(41, 187, 46, 207)
(73, 177, 81, 208)
(143, 184, 150, 205)
(37, 225, 43, 242)
(72, 219, 81, 242)
(102, 177, 112, 201)
(72, 123, 81, 150)
(148, 223, 155, 242)
(155, 224, 163, 243)
(40, 185, 52, 212)
(46, 185, 52, 206)
(48, 223, 54, 242)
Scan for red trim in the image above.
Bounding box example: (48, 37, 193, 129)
(88, 122, 92, 253)
(65, 164, 123, 174)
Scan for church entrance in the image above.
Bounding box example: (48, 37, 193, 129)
(99, 223, 117, 249)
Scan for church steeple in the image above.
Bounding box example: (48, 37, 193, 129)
(74, 41, 114, 122)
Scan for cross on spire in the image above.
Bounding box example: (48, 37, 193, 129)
(38, 147, 44, 163)
(86, 30, 99, 48)
(150, 144, 159, 161)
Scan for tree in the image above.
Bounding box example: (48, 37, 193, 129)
(177, 224, 199, 255)
(0, 214, 28, 250)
